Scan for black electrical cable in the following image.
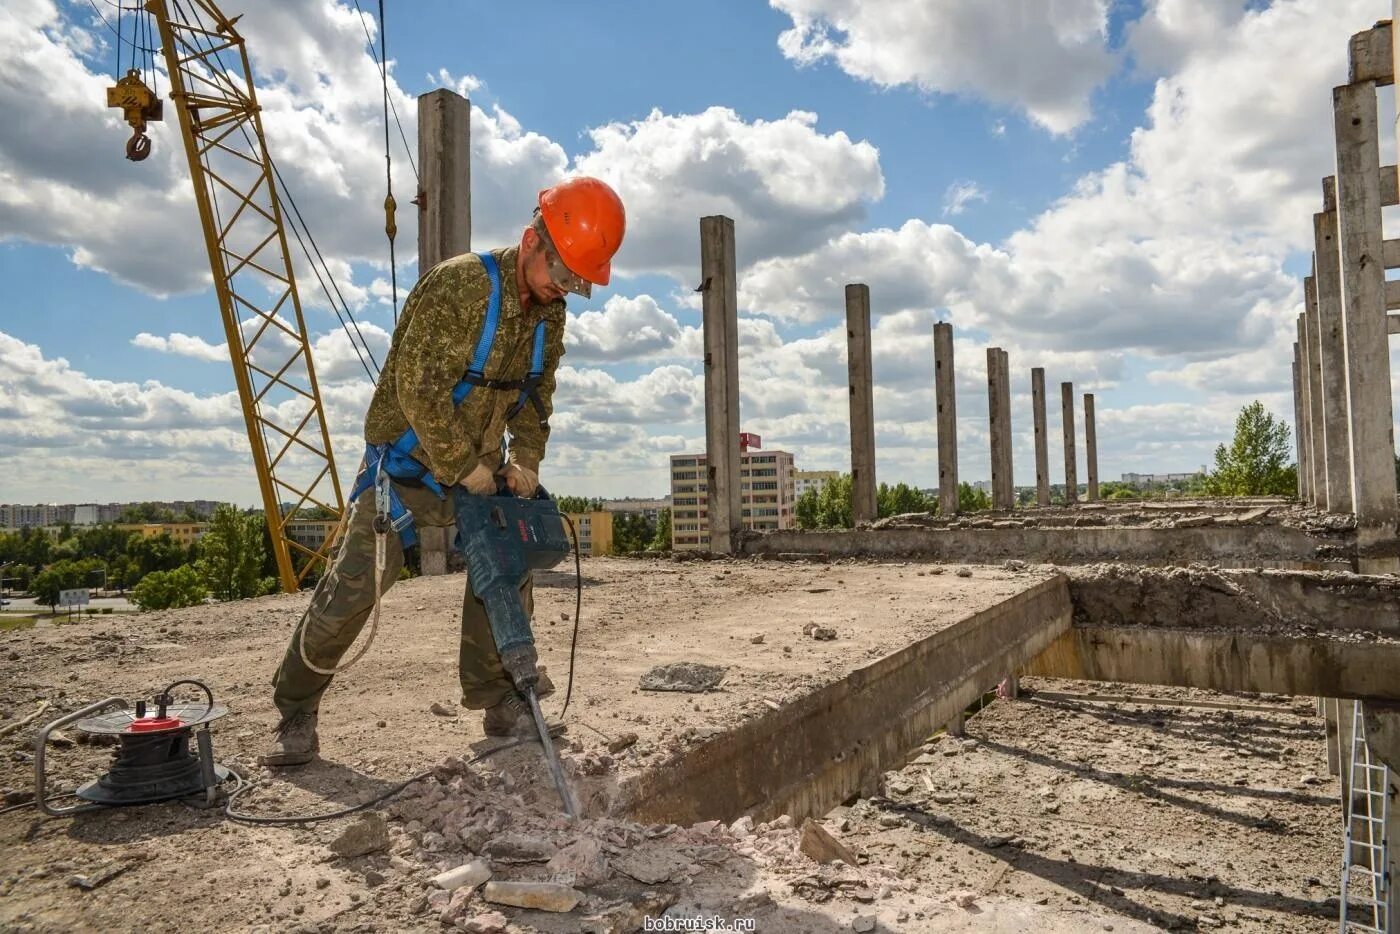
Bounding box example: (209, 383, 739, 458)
(161, 678, 215, 722)
(222, 736, 530, 825)
(556, 513, 583, 719)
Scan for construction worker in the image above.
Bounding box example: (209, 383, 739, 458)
(261, 177, 625, 767)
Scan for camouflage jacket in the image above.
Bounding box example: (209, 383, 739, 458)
(362, 247, 566, 486)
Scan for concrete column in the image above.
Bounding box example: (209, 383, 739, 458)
(1314, 190, 1354, 514)
(934, 323, 959, 515)
(846, 284, 877, 524)
(1031, 368, 1051, 507)
(986, 348, 1013, 510)
(416, 88, 471, 577)
(1061, 382, 1078, 505)
(1295, 314, 1316, 506)
(1334, 80, 1400, 570)
(1084, 393, 1099, 503)
(417, 89, 471, 271)
(1303, 277, 1328, 508)
(1324, 698, 1340, 776)
(700, 216, 742, 554)
(1291, 348, 1306, 501)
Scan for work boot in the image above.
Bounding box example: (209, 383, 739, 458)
(481, 670, 556, 738)
(259, 712, 319, 767)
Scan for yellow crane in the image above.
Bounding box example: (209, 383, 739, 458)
(104, 0, 386, 592)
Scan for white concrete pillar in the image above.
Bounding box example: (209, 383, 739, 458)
(934, 323, 959, 515)
(700, 216, 742, 554)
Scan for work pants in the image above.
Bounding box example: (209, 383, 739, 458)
(271, 477, 531, 720)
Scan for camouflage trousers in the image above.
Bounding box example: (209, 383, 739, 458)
(271, 477, 530, 720)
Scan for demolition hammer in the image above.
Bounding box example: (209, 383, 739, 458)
(451, 482, 578, 817)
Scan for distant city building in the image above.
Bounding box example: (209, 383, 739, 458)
(115, 522, 209, 546)
(793, 469, 840, 500)
(563, 511, 613, 556)
(670, 442, 796, 551)
(973, 480, 994, 494)
(1121, 471, 1206, 487)
(601, 498, 669, 520)
(0, 504, 60, 529)
(284, 519, 341, 554)
(9, 500, 227, 528)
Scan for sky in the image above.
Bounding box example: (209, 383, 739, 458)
(2, 0, 1399, 506)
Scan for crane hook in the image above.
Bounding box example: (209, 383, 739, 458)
(106, 69, 163, 163)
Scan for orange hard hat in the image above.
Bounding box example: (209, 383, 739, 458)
(537, 177, 626, 286)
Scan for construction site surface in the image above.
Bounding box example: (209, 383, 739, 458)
(1, 517, 1395, 932)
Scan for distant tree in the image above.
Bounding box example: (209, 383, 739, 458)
(28, 558, 101, 610)
(555, 495, 604, 514)
(119, 503, 178, 523)
(610, 512, 656, 554)
(132, 566, 207, 610)
(1098, 481, 1140, 501)
(958, 483, 992, 512)
(1204, 401, 1296, 496)
(877, 482, 936, 518)
(18, 527, 53, 568)
(649, 508, 672, 552)
(197, 504, 267, 601)
(126, 532, 188, 580)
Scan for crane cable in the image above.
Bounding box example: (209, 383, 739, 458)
(377, 0, 400, 327)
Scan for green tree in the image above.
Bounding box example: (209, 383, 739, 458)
(132, 565, 207, 610)
(1204, 401, 1296, 496)
(1098, 481, 1140, 501)
(197, 504, 267, 601)
(877, 482, 936, 518)
(126, 532, 187, 580)
(611, 512, 656, 554)
(794, 474, 855, 529)
(555, 495, 604, 514)
(649, 508, 672, 552)
(28, 558, 102, 610)
(119, 503, 177, 523)
(958, 483, 992, 512)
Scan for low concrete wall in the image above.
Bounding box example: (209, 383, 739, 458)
(1065, 565, 1400, 639)
(742, 526, 1353, 570)
(616, 576, 1072, 825)
(1026, 626, 1400, 700)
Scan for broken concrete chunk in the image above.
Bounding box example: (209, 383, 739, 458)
(852, 916, 876, 933)
(431, 858, 491, 891)
(614, 842, 693, 884)
(607, 731, 639, 754)
(546, 835, 609, 886)
(482, 880, 582, 913)
(799, 818, 859, 866)
(462, 910, 509, 933)
(749, 633, 765, 644)
(955, 568, 973, 578)
(639, 661, 726, 693)
(811, 627, 838, 641)
(581, 893, 679, 934)
(429, 701, 456, 717)
(483, 832, 557, 863)
(329, 812, 389, 858)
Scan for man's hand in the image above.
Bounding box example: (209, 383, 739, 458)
(460, 463, 497, 495)
(499, 463, 539, 498)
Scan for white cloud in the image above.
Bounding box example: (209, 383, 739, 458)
(771, 0, 1116, 133)
(941, 180, 988, 217)
(131, 332, 228, 362)
(572, 107, 883, 279)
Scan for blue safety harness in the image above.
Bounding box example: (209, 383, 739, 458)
(349, 251, 550, 548)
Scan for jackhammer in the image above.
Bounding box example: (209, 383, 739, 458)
(451, 482, 578, 817)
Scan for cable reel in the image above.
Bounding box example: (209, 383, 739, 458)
(34, 679, 230, 815)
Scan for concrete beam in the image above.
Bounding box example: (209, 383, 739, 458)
(1083, 393, 1099, 503)
(1334, 80, 1400, 568)
(1349, 20, 1394, 86)
(416, 88, 470, 271)
(1296, 314, 1317, 506)
(1313, 205, 1354, 514)
(1303, 279, 1327, 507)
(1291, 348, 1306, 501)
(416, 88, 472, 577)
(1026, 626, 1400, 701)
(846, 284, 877, 524)
(934, 323, 959, 516)
(700, 216, 742, 554)
(741, 525, 1356, 571)
(1061, 382, 1078, 505)
(1377, 164, 1397, 206)
(1031, 368, 1051, 507)
(619, 577, 1072, 824)
(987, 348, 1014, 510)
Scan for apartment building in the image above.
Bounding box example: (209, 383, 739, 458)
(793, 469, 840, 500)
(670, 446, 796, 551)
(562, 510, 613, 556)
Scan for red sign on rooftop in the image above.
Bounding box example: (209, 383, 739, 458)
(739, 432, 761, 452)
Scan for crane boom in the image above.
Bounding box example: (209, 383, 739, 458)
(145, 0, 345, 591)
